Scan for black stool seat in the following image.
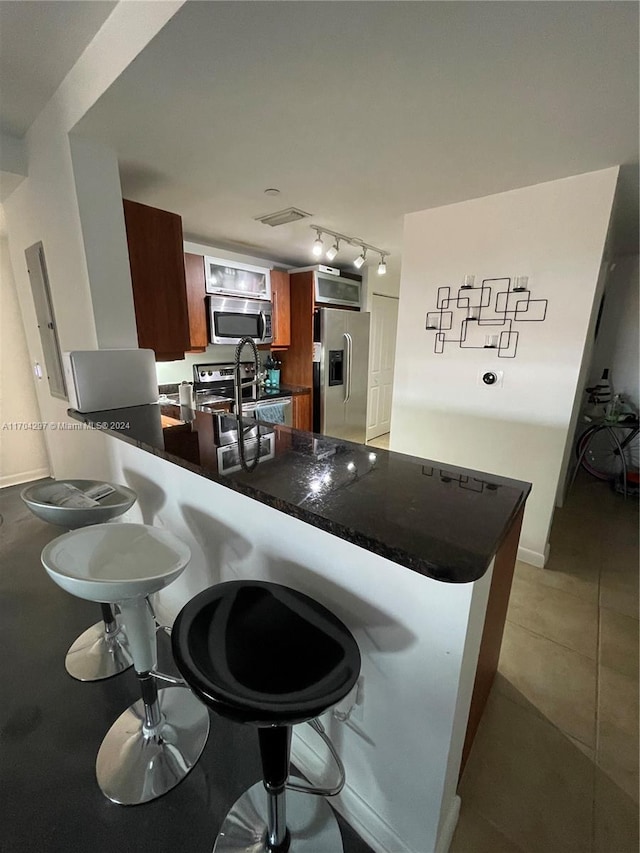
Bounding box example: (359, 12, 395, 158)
(172, 581, 361, 725)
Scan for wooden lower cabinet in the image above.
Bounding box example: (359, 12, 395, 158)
(460, 505, 524, 776)
(292, 391, 311, 432)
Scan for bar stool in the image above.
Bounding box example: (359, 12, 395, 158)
(41, 523, 210, 805)
(21, 479, 136, 681)
(171, 580, 361, 853)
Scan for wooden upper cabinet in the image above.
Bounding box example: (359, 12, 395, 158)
(270, 270, 291, 349)
(123, 199, 192, 361)
(184, 252, 208, 353)
(279, 270, 314, 391)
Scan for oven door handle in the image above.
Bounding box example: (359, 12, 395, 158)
(259, 311, 267, 341)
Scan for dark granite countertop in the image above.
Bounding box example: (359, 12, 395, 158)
(69, 404, 530, 584)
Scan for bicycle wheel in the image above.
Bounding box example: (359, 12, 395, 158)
(577, 426, 631, 480)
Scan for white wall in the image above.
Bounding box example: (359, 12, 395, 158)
(0, 236, 49, 486)
(0, 130, 28, 201)
(362, 263, 401, 310)
(99, 432, 492, 853)
(588, 254, 639, 407)
(391, 169, 618, 566)
(3, 2, 185, 478)
(69, 135, 138, 350)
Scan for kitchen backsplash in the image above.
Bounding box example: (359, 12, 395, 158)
(155, 345, 268, 385)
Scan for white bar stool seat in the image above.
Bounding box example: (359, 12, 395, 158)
(41, 523, 210, 805)
(21, 479, 136, 681)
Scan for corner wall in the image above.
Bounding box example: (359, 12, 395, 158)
(390, 168, 618, 565)
(589, 254, 640, 407)
(0, 236, 49, 486)
(2, 2, 185, 478)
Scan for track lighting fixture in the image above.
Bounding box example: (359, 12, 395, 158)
(309, 225, 389, 272)
(311, 229, 324, 258)
(353, 249, 367, 270)
(326, 240, 340, 262)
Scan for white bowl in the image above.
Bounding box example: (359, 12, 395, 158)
(22, 479, 137, 529)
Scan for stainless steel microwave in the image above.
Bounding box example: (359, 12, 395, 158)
(208, 295, 273, 345)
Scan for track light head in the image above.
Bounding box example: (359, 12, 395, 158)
(311, 230, 324, 258)
(353, 248, 367, 269)
(377, 255, 387, 275)
(326, 240, 339, 262)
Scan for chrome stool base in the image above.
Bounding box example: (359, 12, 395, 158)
(96, 686, 210, 805)
(213, 778, 344, 853)
(65, 619, 133, 682)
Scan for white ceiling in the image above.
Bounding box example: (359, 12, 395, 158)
(71, 2, 638, 271)
(0, 0, 116, 137)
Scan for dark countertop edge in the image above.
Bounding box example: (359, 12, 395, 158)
(69, 408, 531, 585)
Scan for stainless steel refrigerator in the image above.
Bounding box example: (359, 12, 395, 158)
(313, 308, 370, 443)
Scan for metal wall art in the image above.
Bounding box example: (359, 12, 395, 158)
(425, 275, 548, 358)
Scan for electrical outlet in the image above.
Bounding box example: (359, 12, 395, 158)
(478, 369, 504, 388)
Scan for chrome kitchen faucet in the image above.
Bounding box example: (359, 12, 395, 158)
(233, 337, 261, 422)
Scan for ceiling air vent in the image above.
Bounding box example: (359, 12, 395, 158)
(254, 207, 312, 227)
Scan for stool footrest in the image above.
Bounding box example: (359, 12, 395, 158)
(151, 669, 185, 686)
(285, 719, 345, 798)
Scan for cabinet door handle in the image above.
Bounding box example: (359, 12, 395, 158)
(272, 291, 278, 342)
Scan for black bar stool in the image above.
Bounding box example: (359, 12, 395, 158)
(172, 580, 361, 853)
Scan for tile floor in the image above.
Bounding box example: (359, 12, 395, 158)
(367, 432, 391, 450)
(452, 470, 639, 853)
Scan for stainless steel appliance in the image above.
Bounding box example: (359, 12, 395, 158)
(215, 420, 275, 475)
(193, 362, 293, 427)
(313, 308, 370, 443)
(208, 295, 273, 346)
(63, 349, 158, 413)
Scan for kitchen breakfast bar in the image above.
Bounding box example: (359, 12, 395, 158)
(69, 402, 530, 853)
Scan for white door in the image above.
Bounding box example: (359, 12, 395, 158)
(367, 294, 399, 441)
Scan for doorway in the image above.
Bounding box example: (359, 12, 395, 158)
(367, 293, 399, 442)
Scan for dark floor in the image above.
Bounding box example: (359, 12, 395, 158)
(0, 481, 373, 853)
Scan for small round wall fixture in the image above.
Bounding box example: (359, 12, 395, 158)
(264, 188, 280, 197)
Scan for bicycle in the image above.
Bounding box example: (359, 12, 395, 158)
(574, 419, 639, 496)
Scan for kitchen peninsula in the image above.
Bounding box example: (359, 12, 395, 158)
(70, 402, 530, 853)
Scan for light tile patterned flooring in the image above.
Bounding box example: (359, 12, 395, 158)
(452, 470, 639, 853)
(368, 433, 638, 850)
(367, 432, 391, 450)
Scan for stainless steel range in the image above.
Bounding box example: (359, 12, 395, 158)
(192, 362, 293, 427)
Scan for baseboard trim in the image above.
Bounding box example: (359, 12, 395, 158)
(517, 545, 548, 568)
(0, 467, 50, 490)
(435, 795, 461, 853)
(291, 727, 437, 853)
